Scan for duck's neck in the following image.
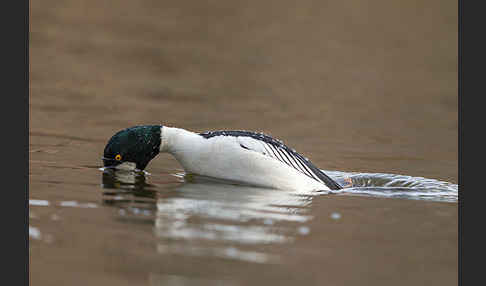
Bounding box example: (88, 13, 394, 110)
(160, 126, 204, 154)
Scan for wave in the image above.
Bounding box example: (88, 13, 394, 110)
(324, 170, 458, 202)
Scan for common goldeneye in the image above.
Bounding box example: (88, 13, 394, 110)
(102, 125, 343, 192)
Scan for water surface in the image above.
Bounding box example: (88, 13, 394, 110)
(29, 161, 457, 285)
(30, 0, 457, 285)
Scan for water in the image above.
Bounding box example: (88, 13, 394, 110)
(100, 169, 457, 262)
(30, 0, 457, 285)
(29, 164, 457, 285)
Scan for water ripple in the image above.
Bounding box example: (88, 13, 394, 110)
(325, 170, 458, 202)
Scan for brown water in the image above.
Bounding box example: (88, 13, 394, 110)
(30, 0, 458, 285)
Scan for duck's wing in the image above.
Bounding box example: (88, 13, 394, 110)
(199, 130, 342, 190)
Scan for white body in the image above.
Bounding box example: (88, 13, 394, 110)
(160, 127, 330, 192)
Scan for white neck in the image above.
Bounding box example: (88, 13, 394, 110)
(160, 126, 203, 154)
(159, 126, 209, 176)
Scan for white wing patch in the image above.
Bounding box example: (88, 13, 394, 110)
(236, 136, 325, 184)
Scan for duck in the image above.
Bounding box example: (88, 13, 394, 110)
(102, 125, 343, 192)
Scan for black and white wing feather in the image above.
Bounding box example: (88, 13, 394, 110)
(199, 130, 342, 190)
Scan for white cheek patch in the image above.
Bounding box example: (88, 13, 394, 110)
(115, 161, 137, 171)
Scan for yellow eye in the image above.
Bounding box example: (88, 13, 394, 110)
(115, 154, 122, 161)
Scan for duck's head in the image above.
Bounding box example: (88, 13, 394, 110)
(102, 125, 162, 170)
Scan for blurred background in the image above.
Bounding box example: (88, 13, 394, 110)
(30, 0, 457, 181)
(29, 0, 457, 285)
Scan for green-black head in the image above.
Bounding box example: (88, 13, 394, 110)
(102, 125, 162, 170)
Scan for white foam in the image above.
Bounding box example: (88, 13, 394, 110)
(29, 199, 49, 206)
(59, 201, 98, 208)
(330, 212, 342, 220)
(29, 226, 41, 240)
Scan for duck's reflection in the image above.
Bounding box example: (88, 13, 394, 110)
(101, 168, 160, 214)
(101, 168, 154, 190)
(155, 176, 314, 245)
(101, 169, 315, 235)
(101, 169, 315, 263)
